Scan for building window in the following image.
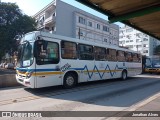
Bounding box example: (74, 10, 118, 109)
(119, 36, 123, 39)
(78, 44, 94, 60)
(126, 40, 129, 43)
(120, 30, 124, 34)
(143, 44, 148, 47)
(103, 26, 109, 32)
(79, 17, 86, 25)
(143, 50, 148, 53)
(143, 34, 148, 37)
(126, 45, 133, 48)
(136, 39, 142, 42)
(97, 24, 100, 29)
(122, 40, 125, 44)
(88, 21, 92, 27)
(126, 34, 132, 39)
(137, 45, 142, 48)
(78, 31, 83, 36)
(136, 33, 142, 38)
(119, 41, 123, 44)
(143, 38, 148, 41)
(126, 28, 133, 32)
(61, 41, 77, 59)
(104, 38, 108, 43)
(130, 40, 133, 42)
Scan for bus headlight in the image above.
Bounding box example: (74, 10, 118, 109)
(26, 72, 33, 78)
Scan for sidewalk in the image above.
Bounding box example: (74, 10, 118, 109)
(118, 92, 160, 119)
(135, 95, 160, 111)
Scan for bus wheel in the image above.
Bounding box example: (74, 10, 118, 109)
(63, 73, 76, 88)
(122, 70, 127, 80)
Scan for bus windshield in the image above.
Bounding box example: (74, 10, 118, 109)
(152, 59, 160, 68)
(145, 57, 160, 68)
(17, 35, 34, 67)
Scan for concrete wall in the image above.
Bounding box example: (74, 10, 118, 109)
(0, 74, 21, 88)
(56, 0, 75, 37)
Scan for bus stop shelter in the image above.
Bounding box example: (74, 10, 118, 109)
(76, 0, 160, 40)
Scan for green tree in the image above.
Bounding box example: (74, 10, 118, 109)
(0, 2, 36, 60)
(154, 45, 160, 55)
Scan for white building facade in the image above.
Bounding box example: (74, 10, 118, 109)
(119, 26, 160, 56)
(33, 0, 119, 46)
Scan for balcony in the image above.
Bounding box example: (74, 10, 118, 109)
(45, 16, 55, 25)
(37, 22, 45, 30)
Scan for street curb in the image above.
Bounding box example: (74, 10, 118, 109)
(106, 92, 160, 120)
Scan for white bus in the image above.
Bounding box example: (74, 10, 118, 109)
(16, 31, 142, 88)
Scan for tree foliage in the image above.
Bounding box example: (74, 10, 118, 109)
(154, 45, 160, 55)
(0, 2, 36, 60)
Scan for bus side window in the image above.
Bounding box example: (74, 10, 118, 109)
(126, 52, 133, 62)
(133, 53, 139, 62)
(111, 49, 117, 61)
(107, 48, 116, 61)
(48, 47, 57, 58)
(61, 41, 77, 59)
(78, 44, 94, 60)
(36, 40, 59, 65)
(117, 50, 125, 62)
(94, 47, 106, 61)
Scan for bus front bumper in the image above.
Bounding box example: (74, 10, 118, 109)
(145, 68, 160, 73)
(16, 74, 33, 88)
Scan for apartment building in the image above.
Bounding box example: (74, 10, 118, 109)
(33, 0, 119, 46)
(119, 26, 160, 56)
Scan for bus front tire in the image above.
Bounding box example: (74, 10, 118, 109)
(122, 70, 127, 80)
(63, 73, 76, 88)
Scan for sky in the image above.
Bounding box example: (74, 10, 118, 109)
(1, 0, 124, 27)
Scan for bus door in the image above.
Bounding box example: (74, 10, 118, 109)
(35, 39, 61, 88)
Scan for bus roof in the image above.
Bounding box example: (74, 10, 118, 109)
(30, 31, 139, 54)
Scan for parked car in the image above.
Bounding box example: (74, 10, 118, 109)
(5, 63, 14, 69)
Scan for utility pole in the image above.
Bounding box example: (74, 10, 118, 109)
(78, 27, 80, 39)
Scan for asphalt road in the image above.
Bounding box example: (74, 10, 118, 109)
(0, 74, 160, 120)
